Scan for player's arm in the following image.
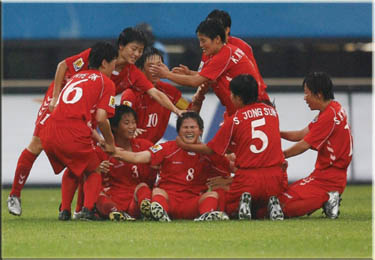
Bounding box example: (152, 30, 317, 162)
(283, 140, 311, 159)
(280, 127, 309, 142)
(146, 88, 184, 116)
(96, 108, 115, 154)
(49, 60, 68, 112)
(171, 64, 198, 76)
(176, 136, 213, 155)
(114, 149, 152, 164)
(150, 63, 208, 88)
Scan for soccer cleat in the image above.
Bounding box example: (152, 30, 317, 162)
(203, 211, 230, 221)
(7, 195, 22, 216)
(140, 199, 152, 220)
(151, 202, 171, 222)
(194, 212, 210, 221)
(238, 192, 252, 220)
(72, 211, 83, 220)
(323, 191, 341, 219)
(58, 210, 71, 221)
(268, 196, 284, 221)
(80, 207, 100, 221)
(109, 211, 135, 221)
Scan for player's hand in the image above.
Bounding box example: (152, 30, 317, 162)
(48, 97, 58, 112)
(98, 160, 113, 174)
(206, 176, 232, 191)
(175, 109, 187, 117)
(103, 143, 116, 155)
(176, 136, 188, 149)
(134, 128, 147, 138)
(150, 63, 169, 78)
(172, 64, 191, 75)
(281, 160, 288, 172)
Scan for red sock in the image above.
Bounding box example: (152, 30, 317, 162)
(96, 196, 118, 216)
(215, 188, 227, 212)
(283, 199, 324, 218)
(61, 169, 79, 212)
(152, 194, 168, 212)
(136, 185, 151, 207)
(10, 149, 38, 197)
(199, 196, 219, 214)
(75, 179, 84, 213)
(83, 172, 101, 211)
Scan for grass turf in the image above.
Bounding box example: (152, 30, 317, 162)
(1, 185, 372, 258)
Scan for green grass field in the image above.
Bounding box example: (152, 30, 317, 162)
(1, 185, 372, 258)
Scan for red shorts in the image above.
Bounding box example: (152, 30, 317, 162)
(164, 190, 200, 220)
(226, 166, 287, 216)
(279, 167, 347, 205)
(41, 120, 100, 177)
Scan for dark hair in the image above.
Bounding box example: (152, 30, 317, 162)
(303, 72, 334, 100)
(109, 105, 138, 131)
(206, 9, 231, 29)
(117, 27, 147, 49)
(176, 111, 204, 133)
(230, 74, 258, 105)
(135, 46, 164, 69)
(88, 42, 117, 69)
(196, 19, 226, 43)
(134, 23, 155, 47)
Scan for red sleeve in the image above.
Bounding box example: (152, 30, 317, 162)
(207, 153, 231, 177)
(120, 88, 138, 108)
(149, 143, 168, 166)
(130, 65, 154, 93)
(65, 48, 91, 76)
(157, 81, 182, 104)
(207, 114, 236, 156)
(304, 108, 336, 150)
(199, 46, 231, 81)
(97, 76, 116, 118)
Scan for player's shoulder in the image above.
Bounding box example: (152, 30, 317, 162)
(157, 81, 180, 95)
(133, 138, 153, 150)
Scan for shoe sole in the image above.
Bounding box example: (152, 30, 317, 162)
(140, 200, 152, 219)
(238, 193, 251, 220)
(268, 196, 284, 221)
(151, 202, 170, 222)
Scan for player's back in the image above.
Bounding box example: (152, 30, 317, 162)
(52, 70, 114, 125)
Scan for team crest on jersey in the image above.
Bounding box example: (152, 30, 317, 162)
(123, 100, 133, 107)
(150, 144, 163, 153)
(73, 58, 85, 71)
(109, 96, 116, 108)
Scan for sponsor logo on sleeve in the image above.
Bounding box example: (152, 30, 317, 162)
(122, 100, 133, 107)
(109, 96, 116, 108)
(150, 144, 163, 153)
(73, 58, 84, 71)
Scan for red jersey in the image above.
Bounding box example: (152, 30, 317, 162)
(120, 81, 182, 144)
(100, 138, 156, 191)
(199, 44, 262, 116)
(227, 36, 268, 99)
(149, 141, 230, 194)
(208, 102, 284, 169)
(304, 101, 353, 170)
(111, 63, 153, 95)
(51, 70, 116, 136)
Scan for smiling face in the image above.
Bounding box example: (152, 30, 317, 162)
(115, 112, 137, 141)
(119, 42, 145, 65)
(178, 118, 203, 144)
(197, 33, 222, 56)
(143, 54, 162, 85)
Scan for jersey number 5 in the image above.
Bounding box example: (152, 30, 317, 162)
(250, 118, 269, 154)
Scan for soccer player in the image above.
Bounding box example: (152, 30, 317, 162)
(7, 27, 183, 216)
(176, 74, 287, 220)
(112, 112, 232, 221)
(275, 72, 353, 219)
(150, 19, 265, 118)
(94, 105, 156, 221)
(40, 42, 117, 220)
(121, 46, 204, 144)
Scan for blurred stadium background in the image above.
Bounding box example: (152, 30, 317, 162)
(2, 2, 372, 185)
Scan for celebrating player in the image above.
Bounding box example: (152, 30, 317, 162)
(176, 74, 287, 220)
(274, 72, 353, 219)
(120, 47, 204, 144)
(149, 19, 266, 118)
(40, 42, 117, 220)
(94, 105, 156, 221)
(112, 112, 232, 221)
